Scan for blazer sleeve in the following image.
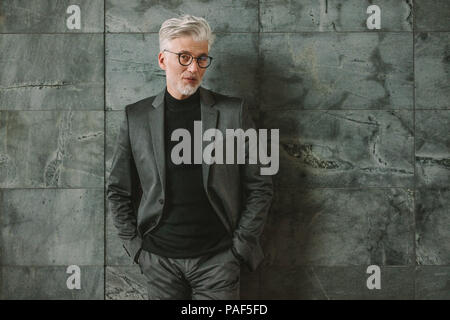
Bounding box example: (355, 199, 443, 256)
(106, 106, 143, 264)
(232, 99, 274, 271)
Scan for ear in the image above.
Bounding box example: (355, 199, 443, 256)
(158, 51, 166, 71)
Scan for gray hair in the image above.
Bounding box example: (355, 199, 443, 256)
(159, 14, 215, 52)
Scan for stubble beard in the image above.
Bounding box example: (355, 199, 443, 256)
(175, 79, 201, 97)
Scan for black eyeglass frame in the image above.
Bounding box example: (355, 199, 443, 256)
(163, 49, 213, 68)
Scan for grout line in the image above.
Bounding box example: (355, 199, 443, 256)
(1, 264, 449, 268)
(274, 186, 416, 190)
(0, 110, 106, 112)
(260, 108, 417, 112)
(4, 30, 450, 35)
(412, 0, 417, 300)
(103, 30, 450, 33)
(2, 108, 450, 112)
(0, 32, 104, 35)
(0, 187, 104, 190)
(1, 108, 450, 112)
(0, 190, 2, 298)
(103, 0, 107, 301)
(1, 186, 421, 191)
(0, 265, 109, 267)
(257, 0, 262, 299)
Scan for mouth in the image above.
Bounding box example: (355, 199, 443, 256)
(183, 77, 197, 82)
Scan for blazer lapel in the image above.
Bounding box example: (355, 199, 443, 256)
(200, 87, 218, 192)
(149, 88, 166, 194)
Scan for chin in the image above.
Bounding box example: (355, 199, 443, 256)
(176, 83, 200, 96)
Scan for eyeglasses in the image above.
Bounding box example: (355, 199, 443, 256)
(163, 49, 213, 68)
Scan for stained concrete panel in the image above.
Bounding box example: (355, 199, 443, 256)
(415, 110, 450, 188)
(0, 111, 104, 188)
(415, 0, 450, 31)
(260, 266, 414, 299)
(0, 189, 104, 266)
(261, 110, 414, 188)
(260, 0, 413, 32)
(260, 33, 413, 110)
(0, 34, 104, 110)
(415, 32, 450, 109)
(0, 266, 104, 299)
(106, 0, 258, 33)
(416, 188, 450, 265)
(0, 0, 104, 33)
(262, 188, 414, 266)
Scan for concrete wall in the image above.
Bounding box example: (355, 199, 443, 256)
(0, 0, 449, 299)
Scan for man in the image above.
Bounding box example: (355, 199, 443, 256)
(106, 14, 274, 300)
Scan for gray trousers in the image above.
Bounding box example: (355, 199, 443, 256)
(137, 247, 241, 300)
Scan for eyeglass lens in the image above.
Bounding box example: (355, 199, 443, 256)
(179, 53, 211, 68)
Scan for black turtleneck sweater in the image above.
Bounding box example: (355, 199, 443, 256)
(141, 88, 232, 258)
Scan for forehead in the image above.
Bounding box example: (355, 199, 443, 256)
(167, 36, 208, 54)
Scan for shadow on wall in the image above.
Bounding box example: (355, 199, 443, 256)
(256, 61, 329, 299)
(203, 45, 259, 114)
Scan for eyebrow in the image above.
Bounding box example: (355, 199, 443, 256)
(179, 50, 208, 56)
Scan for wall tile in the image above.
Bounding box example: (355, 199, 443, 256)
(415, 266, 450, 300)
(260, 33, 413, 110)
(416, 188, 450, 265)
(0, 189, 104, 265)
(0, 266, 104, 299)
(0, 0, 104, 33)
(415, 32, 450, 109)
(106, 0, 258, 33)
(203, 33, 259, 109)
(415, 110, 450, 187)
(260, 0, 413, 32)
(261, 188, 414, 266)
(0, 111, 104, 188)
(0, 34, 104, 110)
(106, 33, 163, 110)
(261, 110, 414, 188)
(106, 266, 147, 300)
(414, 0, 450, 31)
(260, 266, 415, 299)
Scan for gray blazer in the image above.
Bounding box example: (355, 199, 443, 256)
(106, 86, 274, 272)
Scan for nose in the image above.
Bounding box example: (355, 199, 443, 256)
(187, 59, 199, 73)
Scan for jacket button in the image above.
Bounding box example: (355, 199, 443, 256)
(159, 198, 164, 204)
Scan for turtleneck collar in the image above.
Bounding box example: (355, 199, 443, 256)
(164, 87, 200, 108)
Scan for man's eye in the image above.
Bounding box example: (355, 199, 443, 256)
(180, 54, 190, 61)
(199, 56, 208, 61)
